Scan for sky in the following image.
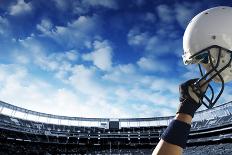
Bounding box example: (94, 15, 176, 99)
(0, 0, 232, 118)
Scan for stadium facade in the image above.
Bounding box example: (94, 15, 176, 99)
(0, 100, 231, 154)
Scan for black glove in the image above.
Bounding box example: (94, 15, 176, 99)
(177, 79, 202, 118)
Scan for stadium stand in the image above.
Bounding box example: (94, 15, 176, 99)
(0, 100, 231, 154)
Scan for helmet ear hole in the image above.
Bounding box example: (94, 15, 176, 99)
(211, 35, 216, 40)
(195, 52, 209, 64)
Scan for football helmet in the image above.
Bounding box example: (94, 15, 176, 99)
(183, 6, 232, 108)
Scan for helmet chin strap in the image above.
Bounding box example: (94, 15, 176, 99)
(191, 46, 232, 109)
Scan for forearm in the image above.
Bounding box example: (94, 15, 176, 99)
(175, 113, 192, 124)
(152, 113, 192, 155)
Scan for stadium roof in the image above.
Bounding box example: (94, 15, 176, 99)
(0, 100, 231, 127)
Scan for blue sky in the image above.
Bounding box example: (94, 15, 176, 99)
(0, 0, 232, 118)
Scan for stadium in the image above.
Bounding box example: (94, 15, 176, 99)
(0, 100, 231, 154)
(2, 1, 232, 155)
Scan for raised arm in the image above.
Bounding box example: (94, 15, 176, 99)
(152, 79, 208, 155)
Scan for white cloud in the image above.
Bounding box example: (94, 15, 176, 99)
(9, 0, 32, 16)
(4, 25, 180, 118)
(82, 40, 113, 71)
(12, 51, 30, 64)
(127, 27, 174, 54)
(174, 2, 201, 28)
(36, 50, 78, 79)
(36, 19, 54, 35)
(16, 37, 79, 82)
(65, 50, 78, 61)
(0, 16, 8, 25)
(150, 78, 178, 94)
(156, 2, 202, 29)
(83, 0, 118, 9)
(0, 16, 10, 35)
(128, 27, 149, 47)
(36, 54, 59, 71)
(131, 101, 175, 117)
(18, 37, 78, 71)
(107, 84, 178, 117)
(53, 0, 68, 11)
(145, 36, 159, 52)
(144, 12, 156, 23)
(0, 64, 83, 117)
(52, 0, 118, 16)
(175, 4, 192, 28)
(127, 25, 182, 56)
(103, 63, 136, 84)
(68, 64, 105, 97)
(20, 38, 59, 71)
(0, 0, 203, 118)
(0, 50, 178, 118)
(0, 64, 51, 109)
(69, 16, 96, 31)
(137, 57, 169, 72)
(50, 50, 78, 62)
(0, 63, 131, 118)
(37, 15, 99, 48)
(156, 5, 174, 23)
(102, 62, 179, 114)
(114, 85, 178, 117)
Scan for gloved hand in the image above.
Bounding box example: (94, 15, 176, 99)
(177, 79, 208, 118)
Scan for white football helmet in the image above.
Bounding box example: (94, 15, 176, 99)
(183, 6, 232, 108)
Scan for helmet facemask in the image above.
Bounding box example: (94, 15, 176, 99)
(189, 45, 232, 108)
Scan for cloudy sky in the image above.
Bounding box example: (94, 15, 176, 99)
(0, 0, 232, 118)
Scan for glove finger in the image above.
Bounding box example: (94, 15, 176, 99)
(184, 78, 199, 87)
(179, 78, 199, 98)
